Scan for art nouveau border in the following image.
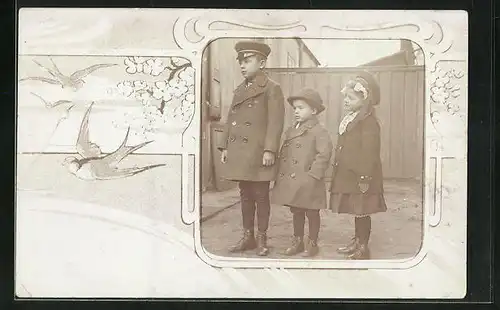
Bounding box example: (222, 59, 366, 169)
(172, 13, 467, 269)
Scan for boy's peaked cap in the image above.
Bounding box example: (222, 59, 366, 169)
(235, 40, 271, 60)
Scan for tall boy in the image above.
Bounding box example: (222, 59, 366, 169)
(217, 40, 285, 256)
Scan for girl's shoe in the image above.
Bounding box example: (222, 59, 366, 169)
(256, 231, 270, 256)
(347, 243, 370, 260)
(302, 238, 319, 257)
(337, 237, 359, 254)
(284, 236, 304, 256)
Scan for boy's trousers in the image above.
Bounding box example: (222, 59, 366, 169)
(238, 181, 271, 232)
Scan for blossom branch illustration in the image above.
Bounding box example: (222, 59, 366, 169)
(113, 56, 195, 139)
(167, 58, 192, 80)
(429, 65, 464, 124)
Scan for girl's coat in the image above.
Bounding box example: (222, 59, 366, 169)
(271, 117, 333, 210)
(329, 106, 387, 215)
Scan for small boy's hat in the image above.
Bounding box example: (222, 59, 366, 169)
(235, 40, 271, 60)
(287, 88, 325, 114)
(351, 70, 381, 106)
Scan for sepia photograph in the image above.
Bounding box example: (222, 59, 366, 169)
(200, 38, 425, 261)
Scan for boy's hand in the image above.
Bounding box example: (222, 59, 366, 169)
(262, 151, 275, 166)
(221, 149, 228, 163)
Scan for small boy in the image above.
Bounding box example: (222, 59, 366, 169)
(271, 88, 333, 257)
(217, 40, 285, 256)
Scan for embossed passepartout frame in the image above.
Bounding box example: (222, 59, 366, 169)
(176, 11, 468, 273)
(16, 9, 468, 299)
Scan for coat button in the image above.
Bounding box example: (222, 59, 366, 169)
(282, 157, 287, 162)
(248, 103, 253, 108)
(292, 159, 298, 165)
(245, 121, 251, 126)
(232, 121, 237, 126)
(279, 173, 285, 178)
(242, 137, 248, 143)
(290, 173, 296, 179)
(296, 143, 301, 148)
(229, 136, 236, 142)
(334, 162, 338, 167)
(338, 145, 343, 150)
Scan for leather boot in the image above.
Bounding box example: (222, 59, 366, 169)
(302, 237, 319, 257)
(348, 216, 371, 259)
(337, 237, 359, 254)
(284, 236, 304, 256)
(255, 231, 269, 256)
(229, 230, 256, 253)
(347, 243, 370, 260)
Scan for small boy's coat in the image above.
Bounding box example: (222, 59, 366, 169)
(271, 118, 333, 210)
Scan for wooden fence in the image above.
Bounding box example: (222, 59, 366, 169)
(266, 65, 425, 180)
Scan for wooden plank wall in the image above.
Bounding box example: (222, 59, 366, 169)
(267, 66, 425, 180)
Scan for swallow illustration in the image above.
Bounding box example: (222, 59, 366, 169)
(30, 91, 74, 109)
(63, 102, 165, 181)
(20, 57, 118, 91)
(29, 92, 76, 129)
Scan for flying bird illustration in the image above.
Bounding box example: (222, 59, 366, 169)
(30, 91, 74, 109)
(29, 92, 76, 129)
(20, 57, 118, 91)
(63, 102, 165, 181)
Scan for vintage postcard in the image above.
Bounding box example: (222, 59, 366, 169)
(16, 9, 468, 299)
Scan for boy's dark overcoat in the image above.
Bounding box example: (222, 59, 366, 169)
(271, 118, 333, 210)
(330, 107, 384, 195)
(216, 72, 285, 182)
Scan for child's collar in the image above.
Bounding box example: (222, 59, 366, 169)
(246, 71, 268, 87)
(294, 117, 319, 129)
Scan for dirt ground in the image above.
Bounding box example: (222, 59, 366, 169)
(201, 179, 423, 260)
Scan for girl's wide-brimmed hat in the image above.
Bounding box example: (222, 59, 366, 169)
(345, 70, 381, 106)
(287, 88, 326, 114)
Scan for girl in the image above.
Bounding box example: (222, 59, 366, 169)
(271, 88, 333, 257)
(329, 71, 387, 260)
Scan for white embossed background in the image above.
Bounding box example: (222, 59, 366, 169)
(16, 9, 467, 298)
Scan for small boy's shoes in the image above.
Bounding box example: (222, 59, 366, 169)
(301, 237, 319, 257)
(256, 231, 269, 256)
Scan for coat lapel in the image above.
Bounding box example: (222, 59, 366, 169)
(285, 118, 318, 141)
(231, 72, 269, 107)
